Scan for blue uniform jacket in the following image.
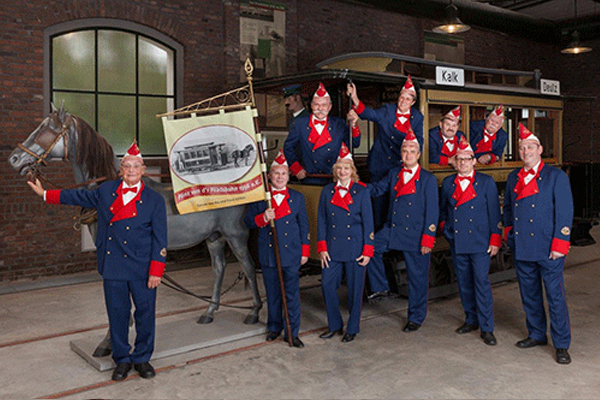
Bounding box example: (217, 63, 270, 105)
(244, 188, 310, 267)
(440, 172, 502, 254)
(503, 164, 573, 261)
(283, 114, 360, 177)
(369, 166, 438, 251)
(356, 102, 424, 181)
(49, 180, 167, 280)
(469, 120, 508, 162)
(317, 182, 374, 261)
(428, 127, 466, 165)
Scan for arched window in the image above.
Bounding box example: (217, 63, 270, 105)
(44, 19, 183, 156)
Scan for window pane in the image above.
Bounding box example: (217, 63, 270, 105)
(98, 30, 135, 93)
(53, 31, 95, 91)
(98, 95, 136, 155)
(139, 37, 173, 95)
(139, 97, 172, 154)
(52, 92, 96, 127)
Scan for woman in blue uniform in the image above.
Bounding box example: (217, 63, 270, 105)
(317, 144, 374, 343)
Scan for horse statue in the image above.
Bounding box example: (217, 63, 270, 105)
(8, 104, 263, 356)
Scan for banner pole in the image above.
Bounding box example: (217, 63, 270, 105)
(245, 59, 294, 347)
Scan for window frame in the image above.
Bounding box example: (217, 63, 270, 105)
(44, 18, 184, 156)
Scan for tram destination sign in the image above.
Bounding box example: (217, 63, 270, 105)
(436, 66, 464, 87)
(540, 79, 560, 96)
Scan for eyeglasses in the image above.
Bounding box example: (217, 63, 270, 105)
(121, 163, 144, 170)
(456, 157, 474, 162)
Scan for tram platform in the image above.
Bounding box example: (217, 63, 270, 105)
(1, 226, 600, 399)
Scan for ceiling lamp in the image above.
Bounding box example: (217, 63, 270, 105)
(433, 3, 471, 34)
(561, 31, 592, 54)
(561, 0, 592, 54)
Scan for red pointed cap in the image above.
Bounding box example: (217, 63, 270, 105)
(456, 136, 474, 155)
(314, 82, 330, 99)
(401, 75, 416, 95)
(337, 142, 353, 162)
(519, 123, 540, 144)
(124, 142, 142, 160)
(271, 149, 288, 168)
(492, 105, 504, 118)
(446, 105, 461, 121)
(402, 130, 419, 148)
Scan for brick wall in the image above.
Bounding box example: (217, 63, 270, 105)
(1, 0, 598, 281)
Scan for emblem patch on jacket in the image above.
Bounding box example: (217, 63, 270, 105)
(160, 248, 167, 257)
(428, 224, 436, 232)
(561, 227, 571, 236)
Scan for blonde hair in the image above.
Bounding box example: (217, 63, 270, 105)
(332, 160, 359, 183)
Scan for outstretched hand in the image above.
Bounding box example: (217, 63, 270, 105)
(27, 178, 45, 197)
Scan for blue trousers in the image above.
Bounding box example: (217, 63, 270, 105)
(366, 228, 391, 293)
(103, 279, 156, 364)
(451, 251, 494, 332)
(370, 228, 430, 324)
(321, 260, 366, 335)
(262, 264, 301, 337)
(515, 258, 571, 349)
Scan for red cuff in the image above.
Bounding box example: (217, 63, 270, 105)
(352, 125, 361, 138)
(489, 233, 502, 248)
(289, 161, 304, 176)
(354, 101, 366, 115)
(362, 244, 374, 258)
(46, 190, 61, 204)
(503, 226, 512, 242)
(317, 240, 328, 253)
(489, 154, 497, 163)
(439, 155, 448, 166)
(254, 213, 269, 228)
(301, 244, 311, 257)
(149, 260, 165, 277)
(421, 234, 435, 249)
(551, 238, 570, 255)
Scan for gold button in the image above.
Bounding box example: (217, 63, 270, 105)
(107, 251, 111, 255)
(123, 241, 127, 244)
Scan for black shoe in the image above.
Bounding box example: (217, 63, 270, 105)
(481, 331, 497, 346)
(516, 337, 548, 349)
(265, 331, 281, 341)
(319, 329, 343, 339)
(402, 321, 421, 332)
(341, 333, 356, 343)
(112, 362, 132, 381)
(367, 290, 389, 302)
(556, 348, 571, 364)
(134, 362, 156, 379)
(455, 323, 479, 334)
(291, 337, 304, 348)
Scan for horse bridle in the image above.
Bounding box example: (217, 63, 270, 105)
(17, 114, 73, 166)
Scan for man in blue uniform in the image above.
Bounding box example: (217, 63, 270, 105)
(347, 76, 424, 182)
(504, 124, 573, 364)
(347, 76, 424, 236)
(28, 143, 167, 380)
(469, 105, 507, 165)
(245, 150, 310, 348)
(283, 84, 309, 126)
(367, 132, 439, 332)
(429, 105, 465, 168)
(284, 82, 361, 185)
(439, 138, 501, 346)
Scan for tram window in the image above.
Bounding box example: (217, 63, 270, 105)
(510, 108, 557, 160)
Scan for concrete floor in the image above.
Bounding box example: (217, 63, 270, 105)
(2, 227, 600, 399)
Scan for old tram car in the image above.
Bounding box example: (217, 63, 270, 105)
(253, 52, 567, 298)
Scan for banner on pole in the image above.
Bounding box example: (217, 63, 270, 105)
(162, 107, 265, 214)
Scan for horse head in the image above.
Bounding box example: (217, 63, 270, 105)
(8, 104, 118, 184)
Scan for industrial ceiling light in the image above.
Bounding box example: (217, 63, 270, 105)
(432, 2, 471, 34)
(561, 0, 592, 54)
(561, 31, 592, 54)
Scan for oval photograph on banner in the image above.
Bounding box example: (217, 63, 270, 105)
(169, 124, 258, 185)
